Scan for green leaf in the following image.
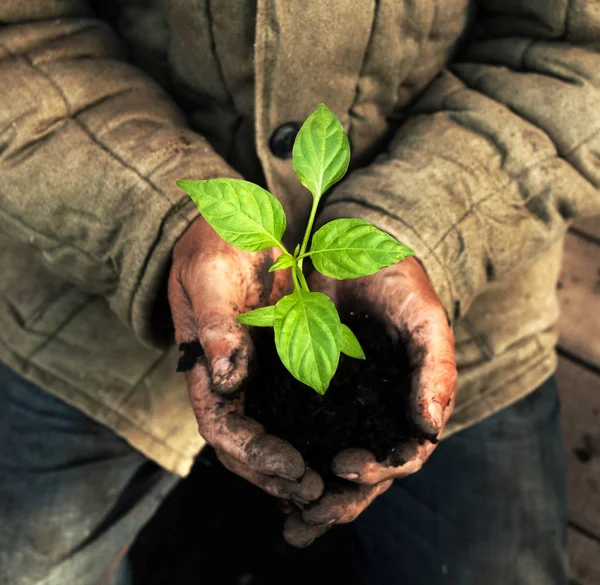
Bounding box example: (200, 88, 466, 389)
(340, 324, 366, 360)
(292, 104, 350, 200)
(269, 253, 295, 272)
(308, 218, 415, 280)
(176, 178, 286, 252)
(273, 290, 341, 394)
(236, 306, 275, 327)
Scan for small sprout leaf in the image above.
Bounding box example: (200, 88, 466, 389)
(273, 289, 341, 394)
(340, 324, 366, 360)
(269, 253, 296, 272)
(308, 218, 415, 280)
(292, 104, 350, 200)
(236, 306, 275, 327)
(176, 179, 286, 252)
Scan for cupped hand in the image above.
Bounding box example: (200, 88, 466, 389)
(169, 217, 323, 504)
(284, 256, 457, 546)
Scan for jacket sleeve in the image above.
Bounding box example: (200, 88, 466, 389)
(321, 0, 600, 323)
(0, 2, 240, 346)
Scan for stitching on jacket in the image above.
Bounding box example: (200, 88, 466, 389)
(0, 21, 103, 64)
(0, 334, 194, 459)
(430, 151, 557, 251)
(395, 0, 438, 107)
(109, 347, 180, 408)
(0, 37, 201, 328)
(347, 0, 379, 132)
(460, 316, 494, 361)
(21, 283, 73, 327)
(520, 38, 539, 71)
(0, 206, 110, 267)
(430, 103, 600, 253)
(72, 86, 140, 120)
(434, 128, 600, 252)
(27, 297, 95, 361)
(0, 39, 173, 205)
(454, 62, 600, 184)
(205, 0, 236, 109)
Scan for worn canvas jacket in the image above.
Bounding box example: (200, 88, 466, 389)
(1, 1, 599, 475)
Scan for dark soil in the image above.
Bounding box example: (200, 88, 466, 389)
(245, 312, 431, 477)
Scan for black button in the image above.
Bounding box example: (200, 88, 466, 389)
(269, 122, 300, 159)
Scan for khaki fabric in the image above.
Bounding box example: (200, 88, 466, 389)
(0, 0, 598, 475)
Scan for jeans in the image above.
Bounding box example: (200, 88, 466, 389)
(0, 361, 567, 585)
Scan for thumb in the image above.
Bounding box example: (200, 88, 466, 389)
(169, 259, 254, 394)
(197, 309, 254, 394)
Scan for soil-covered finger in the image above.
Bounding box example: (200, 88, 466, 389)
(286, 468, 324, 503)
(402, 305, 456, 438)
(198, 314, 254, 394)
(217, 451, 323, 502)
(182, 248, 261, 393)
(187, 366, 257, 451)
(283, 512, 332, 548)
(410, 345, 457, 439)
(302, 480, 392, 526)
(187, 365, 305, 480)
(243, 433, 305, 480)
(333, 444, 431, 483)
(331, 448, 378, 483)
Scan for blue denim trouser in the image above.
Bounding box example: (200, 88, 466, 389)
(0, 361, 567, 585)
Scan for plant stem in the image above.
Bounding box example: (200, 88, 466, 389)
(297, 197, 320, 273)
(297, 266, 310, 291)
(292, 263, 310, 292)
(291, 264, 301, 291)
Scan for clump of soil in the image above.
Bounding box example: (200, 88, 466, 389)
(245, 312, 431, 477)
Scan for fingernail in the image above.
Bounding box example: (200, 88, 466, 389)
(339, 472, 360, 480)
(291, 495, 309, 507)
(428, 402, 443, 431)
(211, 357, 233, 384)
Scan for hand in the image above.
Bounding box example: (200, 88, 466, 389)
(169, 217, 324, 504)
(283, 257, 457, 547)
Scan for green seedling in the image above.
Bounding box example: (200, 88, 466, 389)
(177, 104, 414, 394)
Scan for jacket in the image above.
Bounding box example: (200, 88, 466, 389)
(1, 0, 599, 475)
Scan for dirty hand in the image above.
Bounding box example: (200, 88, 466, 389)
(283, 256, 457, 547)
(169, 217, 323, 505)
